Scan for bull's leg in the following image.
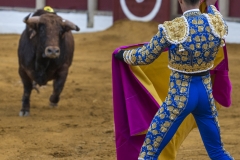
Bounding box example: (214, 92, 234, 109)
(18, 68, 33, 116)
(49, 68, 68, 107)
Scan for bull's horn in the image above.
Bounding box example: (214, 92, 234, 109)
(25, 16, 40, 25)
(23, 13, 31, 23)
(62, 19, 80, 31)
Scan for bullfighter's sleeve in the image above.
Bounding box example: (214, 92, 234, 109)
(122, 28, 170, 65)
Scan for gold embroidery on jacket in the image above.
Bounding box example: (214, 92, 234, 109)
(163, 17, 188, 43)
(206, 6, 227, 38)
(169, 62, 214, 72)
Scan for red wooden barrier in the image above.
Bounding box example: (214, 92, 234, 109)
(229, 0, 240, 18)
(46, 0, 87, 10)
(98, 0, 113, 11)
(0, 0, 112, 11)
(0, 0, 34, 8)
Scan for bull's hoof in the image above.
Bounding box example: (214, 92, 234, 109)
(49, 102, 58, 108)
(19, 110, 30, 117)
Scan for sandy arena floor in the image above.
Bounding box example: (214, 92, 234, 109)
(0, 20, 239, 160)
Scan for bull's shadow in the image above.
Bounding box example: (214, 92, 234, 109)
(18, 9, 80, 116)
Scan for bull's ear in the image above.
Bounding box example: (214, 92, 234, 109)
(62, 19, 80, 32)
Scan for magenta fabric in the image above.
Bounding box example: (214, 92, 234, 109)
(112, 44, 160, 136)
(112, 44, 160, 160)
(210, 42, 232, 107)
(209, 1, 232, 107)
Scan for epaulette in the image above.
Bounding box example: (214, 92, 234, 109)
(203, 5, 228, 46)
(159, 17, 189, 51)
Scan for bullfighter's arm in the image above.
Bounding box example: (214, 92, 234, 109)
(115, 27, 170, 65)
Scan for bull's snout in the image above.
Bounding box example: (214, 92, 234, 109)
(44, 46, 60, 58)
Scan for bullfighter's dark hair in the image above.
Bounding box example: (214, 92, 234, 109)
(184, 0, 200, 5)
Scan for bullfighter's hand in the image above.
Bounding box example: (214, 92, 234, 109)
(114, 49, 125, 61)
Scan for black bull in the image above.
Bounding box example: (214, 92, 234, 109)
(17, 10, 80, 116)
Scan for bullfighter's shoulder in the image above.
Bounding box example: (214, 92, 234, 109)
(203, 5, 228, 39)
(159, 17, 188, 44)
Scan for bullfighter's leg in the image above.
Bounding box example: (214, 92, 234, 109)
(49, 67, 68, 107)
(18, 68, 33, 116)
(192, 75, 234, 160)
